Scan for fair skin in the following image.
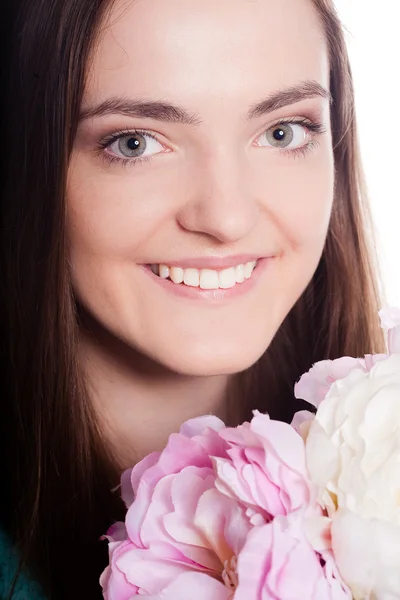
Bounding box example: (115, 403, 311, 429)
(67, 0, 334, 466)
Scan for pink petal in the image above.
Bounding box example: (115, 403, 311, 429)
(104, 521, 127, 543)
(194, 487, 252, 558)
(294, 357, 368, 409)
(100, 540, 140, 600)
(145, 571, 232, 600)
(235, 516, 351, 600)
(158, 433, 213, 474)
(250, 413, 308, 475)
(291, 410, 315, 436)
(363, 353, 388, 370)
(118, 551, 191, 595)
(122, 451, 160, 507)
(179, 415, 226, 437)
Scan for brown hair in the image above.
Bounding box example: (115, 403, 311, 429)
(238, 0, 386, 423)
(0, 0, 385, 598)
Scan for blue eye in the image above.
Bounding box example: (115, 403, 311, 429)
(97, 118, 326, 168)
(254, 118, 327, 159)
(106, 131, 165, 160)
(258, 123, 308, 150)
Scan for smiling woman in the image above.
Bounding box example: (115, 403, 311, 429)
(0, 0, 384, 598)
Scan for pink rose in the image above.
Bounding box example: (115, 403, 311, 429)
(213, 411, 318, 520)
(293, 355, 386, 411)
(102, 415, 251, 598)
(101, 412, 349, 599)
(120, 415, 229, 547)
(235, 513, 351, 600)
(100, 539, 139, 600)
(102, 467, 251, 600)
(103, 465, 253, 598)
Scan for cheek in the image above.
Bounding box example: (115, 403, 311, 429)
(66, 156, 178, 264)
(251, 145, 334, 321)
(261, 147, 335, 252)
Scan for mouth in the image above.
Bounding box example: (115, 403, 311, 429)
(149, 260, 258, 291)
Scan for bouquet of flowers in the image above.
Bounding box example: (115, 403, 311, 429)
(100, 307, 400, 600)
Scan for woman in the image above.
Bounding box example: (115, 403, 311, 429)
(0, 0, 385, 598)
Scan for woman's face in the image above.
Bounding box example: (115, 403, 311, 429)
(68, 0, 334, 376)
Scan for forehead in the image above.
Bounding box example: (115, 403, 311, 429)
(85, 0, 329, 114)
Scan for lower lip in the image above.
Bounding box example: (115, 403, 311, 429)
(141, 258, 274, 302)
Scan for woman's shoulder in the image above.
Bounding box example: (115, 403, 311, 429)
(0, 528, 46, 600)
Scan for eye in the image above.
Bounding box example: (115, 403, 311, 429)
(105, 131, 165, 160)
(256, 122, 309, 150)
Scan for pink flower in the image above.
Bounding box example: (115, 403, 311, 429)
(235, 513, 351, 600)
(213, 411, 318, 520)
(101, 412, 348, 599)
(103, 465, 253, 598)
(100, 539, 139, 600)
(120, 414, 229, 546)
(102, 415, 250, 598)
(293, 355, 386, 411)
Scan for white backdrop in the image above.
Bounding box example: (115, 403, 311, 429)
(335, 0, 400, 305)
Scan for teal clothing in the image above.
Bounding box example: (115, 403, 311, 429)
(0, 529, 45, 600)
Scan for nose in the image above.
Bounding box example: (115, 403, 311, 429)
(176, 148, 260, 244)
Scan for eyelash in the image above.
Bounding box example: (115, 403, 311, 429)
(97, 117, 326, 168)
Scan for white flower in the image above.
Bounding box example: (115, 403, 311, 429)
(331, 510, 400, 600)
(305, 353, 400, 599)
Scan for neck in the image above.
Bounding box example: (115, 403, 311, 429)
(78, 321, 234, 469)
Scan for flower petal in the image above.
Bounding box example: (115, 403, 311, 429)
(145, 571, 232, 600)
(331, 509, 400, 599)
(294, 357, 368, 409)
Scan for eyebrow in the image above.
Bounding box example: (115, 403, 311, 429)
(79, 80, 331, 125)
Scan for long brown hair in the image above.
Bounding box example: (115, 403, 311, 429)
(0, 0, 385, 598)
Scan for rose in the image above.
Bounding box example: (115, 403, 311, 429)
(235, 513, 350, 600)
(304, 353, 400, 598)
(102, 467, 252, 599)
(101, 415, 244, 599)
(119, 414, 229, 547)
(212, 411, 320, 521)
(101, 412, 350, 599)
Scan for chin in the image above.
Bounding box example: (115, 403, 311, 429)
(154, 343, 267, 377)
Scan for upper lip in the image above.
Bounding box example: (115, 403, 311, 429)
(146, 254, 276, 270)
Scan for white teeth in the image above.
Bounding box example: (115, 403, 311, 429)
(235, 264, 245, 284)
(170, 266, 184, 284)
(219, 267, 237, 289)
(200, 269, 219, 290)
(183, 268, 200, 287)
(152, 260, 258, 289)
(244, 261, 256, 279)
(159, 264, 170, 279)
